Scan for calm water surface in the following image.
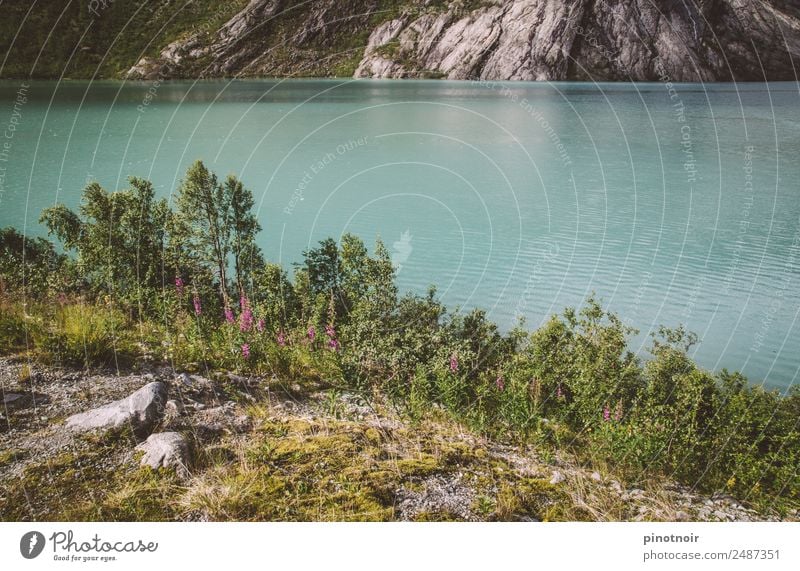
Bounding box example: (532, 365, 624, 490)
(0, 79, 798, 388)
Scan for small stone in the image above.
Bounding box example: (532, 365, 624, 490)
(164, 399, 184, 417)
(590, 471, 602, 481)
(675, 511, 690, 521)
(136, 432, 191, 477)
(550, 470, 565, 485)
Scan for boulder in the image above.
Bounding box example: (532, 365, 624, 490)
(136, 432, 191, 477)
(65, 381, 167, 438)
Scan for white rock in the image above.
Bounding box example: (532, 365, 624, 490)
(550, 470, 565, 485)
(65, 382, 167, 438)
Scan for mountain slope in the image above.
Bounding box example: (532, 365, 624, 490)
(1, 0, 798, 81)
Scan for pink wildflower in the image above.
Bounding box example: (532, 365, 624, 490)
(613, 400, 623, 422)
(175, 276, 184, 296)
(256, 318, 265, 332)
(277, 331, 287, 347)
(241, 343, 250, 359)
(328, 338, 340, 351)
(224, 306, 235, 323)
(193, 293, 202, 316)
(556, 384, 563, 399)
(449, 353, 458, 373)
(495, 375, 505, 391)
(307, 326, 316, 342)
(603, 404, 611, 422)
(240, 307, 253, 332)
(325, 324, 336, 338)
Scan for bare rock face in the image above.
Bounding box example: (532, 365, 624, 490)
(136, 432, 191, 477)
(355, 0, 800, 81)
(127, 0, 800, 82)
(65, 382, 167, 439)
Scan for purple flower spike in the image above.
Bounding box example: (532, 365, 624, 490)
(193, 294, 202, 316)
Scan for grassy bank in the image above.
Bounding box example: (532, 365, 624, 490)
(1, 160, 798, 518)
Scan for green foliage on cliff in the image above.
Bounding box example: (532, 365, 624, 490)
(0, 0, 248, 79)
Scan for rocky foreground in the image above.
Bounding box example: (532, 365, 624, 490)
(0, 357, 795, 522)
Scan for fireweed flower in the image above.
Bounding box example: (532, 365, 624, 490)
(328, 338, 340, 351)
(614, 400, 623, 422)
(240, 307, 254, 332)
(307, 326, 316, 342)
(603, 404, 611, 422)
(224, 307, 235, 323)
(325, 324, 336, 338)
(241, 343, 250, 359)
(193, 294, 202, 316)
(256, 318, 265, 333)
(556, 384, 563, 399)
(175, 276, 184, 296)
(495, 375, 505, 391)
(277, 331, 286, 347)
(449, 354, 458, 373)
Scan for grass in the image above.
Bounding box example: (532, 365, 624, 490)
(0, 394, 577, 521)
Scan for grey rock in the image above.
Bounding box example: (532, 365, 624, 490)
(126, 0, 800, 83)
(65, 382, 167, 438)
(136, 432, 191, 477)
(550, 470, 565, 485)
(590, 471, 602, 482)
(3, 392, 24, 405)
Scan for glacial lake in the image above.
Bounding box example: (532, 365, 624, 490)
(0, 79, 798, 389)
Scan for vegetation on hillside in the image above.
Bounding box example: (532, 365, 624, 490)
(1, 161, 798, 517)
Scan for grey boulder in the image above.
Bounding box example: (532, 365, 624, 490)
(66, 381, 167, 438)
(136, 432, 191, 477)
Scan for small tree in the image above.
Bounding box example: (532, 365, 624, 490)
(40, 177, 170, 312)
(175, 161, 263, 308)
(224, 174, 263, 298)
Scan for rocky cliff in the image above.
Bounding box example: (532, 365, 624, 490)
(1, 0, 798, 81)
(125, 0, 800, 82)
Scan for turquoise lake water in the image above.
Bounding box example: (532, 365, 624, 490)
(0, 79, 798, 388)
